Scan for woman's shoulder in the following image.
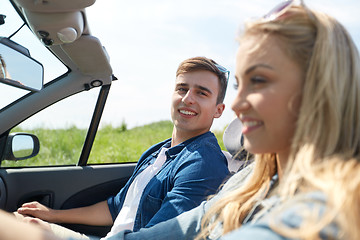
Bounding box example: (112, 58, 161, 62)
(222, 191, 339, 240)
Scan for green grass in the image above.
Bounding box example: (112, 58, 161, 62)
(2, 121, 226, 167)
(89, 121, 175, 164)
(3, 126, 87, 167)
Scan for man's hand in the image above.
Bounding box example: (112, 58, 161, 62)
(17, 201, 56, 223)
(17, 200, 113, 226)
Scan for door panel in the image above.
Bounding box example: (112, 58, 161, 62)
(0, 163, 136, 211)
(0, 163, 136, 236)
(59, 174, 134, 237)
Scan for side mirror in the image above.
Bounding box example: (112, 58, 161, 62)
(3, 133, 40, 161)
(0, 37, 43, 91)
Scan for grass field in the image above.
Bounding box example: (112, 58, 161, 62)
(2, 121, 226, 167)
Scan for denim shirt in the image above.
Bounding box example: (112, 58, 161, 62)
(107, 131, 229, 232)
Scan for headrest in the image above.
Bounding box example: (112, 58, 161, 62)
(223, 117, 244, 156)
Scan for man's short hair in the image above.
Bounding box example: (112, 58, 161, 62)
(176, 57, 228, 104)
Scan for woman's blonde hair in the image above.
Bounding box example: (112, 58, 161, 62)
(197, 5, 360, 240)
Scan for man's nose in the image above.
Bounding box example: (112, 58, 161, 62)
(182, 90, 195, 105)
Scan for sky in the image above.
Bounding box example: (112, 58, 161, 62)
(1, 0, 360, 131)
(84, 0, 360, 131)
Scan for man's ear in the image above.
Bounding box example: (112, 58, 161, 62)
(214, 103, 225, 118)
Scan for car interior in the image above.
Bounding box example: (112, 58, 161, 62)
(0, 0, 245, 237)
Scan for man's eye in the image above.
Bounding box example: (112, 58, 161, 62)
(177, 87, 187, 92)
(198, 91, 208, 96)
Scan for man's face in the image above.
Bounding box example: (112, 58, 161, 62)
(171, 70, 225, 139)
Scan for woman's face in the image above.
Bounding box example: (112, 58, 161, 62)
(232, 35, 303, 161)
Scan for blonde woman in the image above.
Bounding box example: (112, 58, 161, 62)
(200, 0, 360, 239)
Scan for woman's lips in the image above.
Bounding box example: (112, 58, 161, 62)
(240, 118, 264, 134)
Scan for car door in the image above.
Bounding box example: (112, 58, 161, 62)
(0, 162, 136, 236)
(0, 87, 137, 236)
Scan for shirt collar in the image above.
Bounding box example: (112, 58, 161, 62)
(151, 131, 211, 159)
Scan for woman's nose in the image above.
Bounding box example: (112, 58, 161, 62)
(231, 90, 250, 116)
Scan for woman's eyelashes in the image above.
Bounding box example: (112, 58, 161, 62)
(233, 75, 267, 91)
(250, 76, 267, 84)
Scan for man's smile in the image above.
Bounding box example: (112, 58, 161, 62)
(179, 109, 197, 116)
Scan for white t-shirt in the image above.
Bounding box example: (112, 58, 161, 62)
(102, 147, 168, 239)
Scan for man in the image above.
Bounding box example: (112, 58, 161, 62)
(16, 56, 230, 238)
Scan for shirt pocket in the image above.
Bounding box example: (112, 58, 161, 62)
(140, 193, 163, 226)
